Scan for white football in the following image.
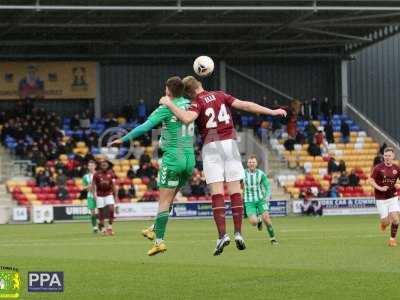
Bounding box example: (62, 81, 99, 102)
(193, 56, 214, 77)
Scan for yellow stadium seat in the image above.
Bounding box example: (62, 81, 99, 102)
(314, 156, 323, 162)
(121, 165, 131, 172)
(111, 159, 121, 165)
(138, 184, 147, 192)
(117, 172, 127, 179)
(333, 132, 341, 138)
(350, 132, 358, 137)
(336, 144, 345, 150)
(21, 186, 32, 193)
(146, 146, 154, 153)
(130, 159, 139, 166)
(132, 178, 142, 185)
(26, 193, 37, 201)
(297, 175, 305, 181)
(31, 200, 41, 205)
(285, 181, 295, 188)
(113, 165, 121, 172)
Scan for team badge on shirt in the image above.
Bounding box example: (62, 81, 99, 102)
(393, 169, 398, 175)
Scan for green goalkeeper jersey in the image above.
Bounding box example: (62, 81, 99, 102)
(243, 168, 271, 203)
(148, 97, 194, 153)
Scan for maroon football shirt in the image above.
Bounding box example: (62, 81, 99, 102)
(188, 90, 236, 146)
(371, 162, 400, 200)
(93, 170, 116, 197)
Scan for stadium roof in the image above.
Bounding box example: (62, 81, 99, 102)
(1, 0, 400, 59)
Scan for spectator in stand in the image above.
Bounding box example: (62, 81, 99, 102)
(15, 140, 26, 157)
(314, 129, 324, 146)
(104, 113, 118, 129)
(139, 151, 151, 165)
(329, 184, 339, 198)
(291, 99, 302, 116)
(305, 122, 317, 144)
(118, 186, 128, 201)
(308, 141, 321, 157)
(131, 141, 145, 160)
(286, 109, 297, 138)
(324, 120, 334, 144)
(55, 169, 67, 187)
(127, 166, 136, 179)
(284, 138, 295, 152)
(70, 113, 81, 130)
(301, 99, 311, 120)
(57, 185, 69, 201)
(148, 175, 158, 191)
(311, 97, 319, 120)
(127, 184, 136, 199)
(379, 142, 387, 155)
(137, 99, 147, 123)
(295, 131, 306, 145)
(348, 170, 360, 187)
(180, 183, 192, 197)
(135, 162, 156, 179)
(311, 200, 323, 216)
(121, 104, 135, 122)
(190, 176, 207, 197)
(320, 97, 331, 119)
(79, 112, 91, 130)
(299, 188, 314, 216)
(36, 168, 50, 187)
(338, 171, 350, 187)
(340, 120, 350, 143)
(373, 154, 384, 167)
(328, 157, 340, 174)
(338, 160, 346, 173)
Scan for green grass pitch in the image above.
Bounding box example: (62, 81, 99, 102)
(1, 215, 400, 300)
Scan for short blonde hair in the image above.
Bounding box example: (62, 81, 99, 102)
(182, 76, 201, 98)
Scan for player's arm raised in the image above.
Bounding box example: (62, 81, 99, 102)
(231, 99, 287, 117)
(159, 96, 198, 125)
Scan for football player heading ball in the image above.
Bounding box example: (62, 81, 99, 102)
(159, 76, 286, 255)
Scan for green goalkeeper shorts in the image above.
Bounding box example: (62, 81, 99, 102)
(244, 200, 270, 217)
(158, 150, 195, 189)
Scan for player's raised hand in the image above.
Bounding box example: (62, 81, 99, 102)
(273, 108, 287, 117)
(108, 138, 123, 147)
(159, 96, 172, 106)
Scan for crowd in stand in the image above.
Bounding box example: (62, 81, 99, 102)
(0, 101, 213, 202)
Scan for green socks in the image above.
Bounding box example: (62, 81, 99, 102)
(91, 215, 97, 227)
(154, 210, 170, 240)
(266, 224, 275, 239)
